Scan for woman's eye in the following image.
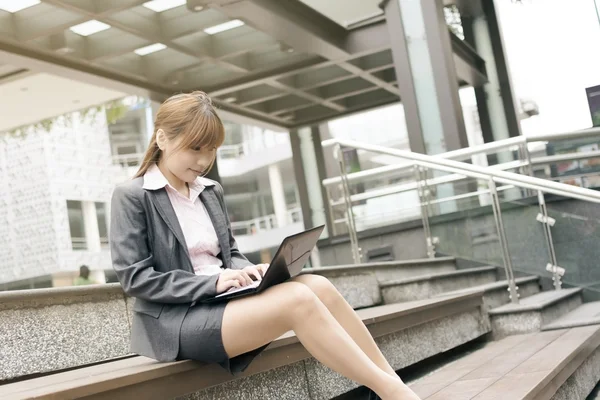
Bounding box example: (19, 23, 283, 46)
(192, 147, 202, 151)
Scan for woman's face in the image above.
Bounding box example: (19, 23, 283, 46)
(159, 132, 216, 183)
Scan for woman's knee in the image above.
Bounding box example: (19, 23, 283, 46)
(293, 274, 341, 307)
(278, 282, 321, 321)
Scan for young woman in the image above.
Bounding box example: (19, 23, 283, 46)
(109, 91, 421, 400)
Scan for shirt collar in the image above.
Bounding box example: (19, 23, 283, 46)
(142, 164, 215, 193)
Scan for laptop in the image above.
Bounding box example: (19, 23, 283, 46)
(204, 225, 325, 303)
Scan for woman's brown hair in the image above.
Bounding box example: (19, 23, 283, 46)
(134, 91, 225, 178)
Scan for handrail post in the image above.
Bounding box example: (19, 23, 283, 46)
(518, 142, 535, 198)
(488, 178, 520, 304)
(324, 186, 337, 236)
(537, 191, 562, 290)
(414, 166, 436, 258)
(334, 144, 362, 264)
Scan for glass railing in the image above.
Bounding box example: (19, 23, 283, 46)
(322, 137, 600, 303)
(546, 201, 600, 298)
(230, 207, 303, 236)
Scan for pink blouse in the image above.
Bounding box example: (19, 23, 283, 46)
(143, 164, 223, 276)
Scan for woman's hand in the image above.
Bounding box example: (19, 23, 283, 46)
(243, 264, 269, 281)
(216, 269, 254, 294)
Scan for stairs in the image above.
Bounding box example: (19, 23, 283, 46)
(409, 326, 600, 400)
(313, 256, 600, 400)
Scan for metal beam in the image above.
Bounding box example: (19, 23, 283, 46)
(449, 30, 488, 87)
(208, 0, 399, 96)
(40, 0, 249, 74)
(209, 0, 350, 59)
(37, 0, 335, 109)
(0, 40, 164, 98)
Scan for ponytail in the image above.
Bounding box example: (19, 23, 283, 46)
(134, 131, 161, 178)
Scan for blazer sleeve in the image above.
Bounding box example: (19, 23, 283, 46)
(110, 184, 219, 303)
(214, 182, 254, 270)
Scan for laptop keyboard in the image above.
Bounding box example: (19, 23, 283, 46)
(215, 279, 261, 298)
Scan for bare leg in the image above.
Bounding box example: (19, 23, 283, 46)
(221, 282, 407, 399)
(292, 274, 421, 400)
(292, 274, 397, 376)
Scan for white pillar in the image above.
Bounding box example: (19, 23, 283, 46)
(144, 103, 155, 145)
(82, 201, 101, 252)
(268, 164, 288, 228)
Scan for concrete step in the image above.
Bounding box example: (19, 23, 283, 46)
(409, 325, 600, 400)
(543, 301, 600, 331)
(439, 275, 542, 310)
(380, 266, 497, 303)
(489, 287, 583, 339)
(1, 292, 490, 400)
(305, 257, 456, 309)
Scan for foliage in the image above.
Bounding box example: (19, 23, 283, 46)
(592, 111, 600, 127)
(3, 96, 146, 138)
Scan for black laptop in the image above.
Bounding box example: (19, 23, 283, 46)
(204, 225, 325, 303)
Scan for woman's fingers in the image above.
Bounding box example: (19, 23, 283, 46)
(243, 266, 262, 281)
(256, 264, 269, 276)
(236, 270, 253, 286)
(228, 279, 241, 289)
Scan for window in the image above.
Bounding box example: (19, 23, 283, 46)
(67, 200, 86, 250)
(95, 202, 109, 248)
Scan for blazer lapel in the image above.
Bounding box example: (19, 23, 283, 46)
(200, 187, 231, 267)
(148, 189, 191, 262)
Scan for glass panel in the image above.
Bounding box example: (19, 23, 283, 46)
(428, 167, 549, 285)
(429, 176, 504, 268)
(497, 196, 552, 282)
(67, 200, 86, 250)
(546, 199, 600, 298)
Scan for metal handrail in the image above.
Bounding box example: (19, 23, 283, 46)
(322, 138, 600, 203)
(322, 137, 600, 305)
(322, 127, 600, 187)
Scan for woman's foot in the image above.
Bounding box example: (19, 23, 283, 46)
(379, 382, 421, 400)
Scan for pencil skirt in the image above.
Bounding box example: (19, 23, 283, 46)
(176, 299, 270, 375)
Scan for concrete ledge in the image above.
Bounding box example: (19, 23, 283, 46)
(490, 289, 583, 339)
(380, 266, 497, 303)
(1, 292, 489, 400)
(550, 346, 600, 400)
(0, 284, 131, 382)
(310, 257, 455, 276)
(489, 288, 583, 315)
(0, 283, 124, 310)
(305, 257, 456, 308)
(543, 301, 600, 331)
(439, 276, 541, 310)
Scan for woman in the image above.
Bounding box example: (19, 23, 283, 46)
(109, 91, 421, 400)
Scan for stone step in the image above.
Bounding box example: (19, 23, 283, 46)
(439, 275, 542, 310)
(409, 325, 600, 400)
(305, 257, 456, 309)
(0, 292, 490, 400)
(543, 301, 600, 331)
(489, 287, 583, 339)
(380, 266, 497, 303)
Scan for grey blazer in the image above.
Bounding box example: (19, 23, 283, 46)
(109, 176, 253, 362)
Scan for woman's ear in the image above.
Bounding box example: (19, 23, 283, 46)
(156, 129, 166, 150)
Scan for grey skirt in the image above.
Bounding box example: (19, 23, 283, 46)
(176, 300, 269, 375)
